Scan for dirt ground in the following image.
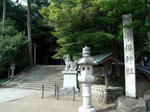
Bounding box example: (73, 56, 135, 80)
(0, 71, 149, 112)
(0, 91, 115, 112)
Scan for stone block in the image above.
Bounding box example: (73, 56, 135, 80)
(116, 96, 147, 112)
(59, 87, 78, 96)
(144, 90, 150, 112)
(91, 85, 123, 104)
(62, 70, 78, 89)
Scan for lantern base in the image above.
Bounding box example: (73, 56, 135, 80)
(78, 106, 96, 112)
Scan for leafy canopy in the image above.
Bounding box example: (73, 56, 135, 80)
(0, 20, 28, 64)
(40, 0, 150, 59)
(40, 0, 116, 59)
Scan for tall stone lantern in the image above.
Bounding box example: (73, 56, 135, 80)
(78, 46, 97, 112)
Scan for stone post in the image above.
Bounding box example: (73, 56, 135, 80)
(10, 63, 15, 78)
(78, 46, 97, 112)
(123, 14, 136, 98)
(104, 64, 109, 87)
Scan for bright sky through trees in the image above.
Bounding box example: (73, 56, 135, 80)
(11, 0, 27, 6)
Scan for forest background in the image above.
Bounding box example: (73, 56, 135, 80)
(0, 0, 150, 79)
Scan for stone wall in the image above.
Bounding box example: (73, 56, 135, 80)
(91, 85, 123, 104)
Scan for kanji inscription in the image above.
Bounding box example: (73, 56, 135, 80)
(123, 14, 136, 98)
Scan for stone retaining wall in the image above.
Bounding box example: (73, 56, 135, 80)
(92, 85, 123, 104)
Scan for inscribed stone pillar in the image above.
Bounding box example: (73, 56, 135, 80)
(123, 14, 136, 98)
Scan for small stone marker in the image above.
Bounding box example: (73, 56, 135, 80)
(42, 85, 44, 99)
(73, 87, 75, 101)
(123, 14, 136, 98)
(56, 85, 59, 100)
(54, 83, 57, 97)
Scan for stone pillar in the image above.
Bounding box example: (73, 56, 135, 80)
(123, 14, 136, 98)
(82, 83, 92, 107)
(78, 46, 97, 112)
(10, 63, 15, 78)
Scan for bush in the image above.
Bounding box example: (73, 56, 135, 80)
(0, 21, 28, 78)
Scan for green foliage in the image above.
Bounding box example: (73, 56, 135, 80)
(0, 33, 28, 64)
(40, 0, 150, 60)
(40, 0, 117, 59)
(29, 1, 58, 64)
(0, 0, 57, 77)
(0, 0, 27, 32)
(0, 20, 28, 77)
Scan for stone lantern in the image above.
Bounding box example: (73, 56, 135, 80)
(78, 46, 97, 112)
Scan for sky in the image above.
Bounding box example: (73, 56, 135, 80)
(11, 0, 27, 6)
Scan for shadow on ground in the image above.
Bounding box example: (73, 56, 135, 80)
(96, 105, 116, 112)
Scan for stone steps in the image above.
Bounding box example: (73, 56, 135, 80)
(14, 81, 63, 91)
(5, 65, 65, 91)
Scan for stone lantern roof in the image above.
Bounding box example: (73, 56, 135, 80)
(78, 46, 97, 65)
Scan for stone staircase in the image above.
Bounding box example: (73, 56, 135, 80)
(5, 65, 64, 91)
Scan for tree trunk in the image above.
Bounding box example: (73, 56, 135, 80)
(7, 66, 10, 79)
(147, 32, 150, 52)
(27, 0, 33, 66)
(2, 0, 6, 31)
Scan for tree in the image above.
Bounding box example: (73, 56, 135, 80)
(0, 20, 28, 78)
(23, 0, 49, 65)
(10, 0, 56, 65)
(27, 0, 33, 66)
(40, 0, 116, 59)
(40, 0, 150, 60)
(92, 0, 150, 56)
(145, 0, 150, 52)
(2, 0, 6, 31)
(0, 0, 56, 78)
